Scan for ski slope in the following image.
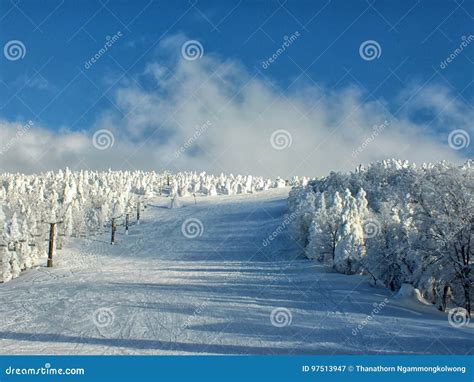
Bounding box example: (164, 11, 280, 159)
(0, 188, 472, 355)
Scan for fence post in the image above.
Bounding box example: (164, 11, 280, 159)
(47, 223, 56, 267)
(125, 213, 129, 235)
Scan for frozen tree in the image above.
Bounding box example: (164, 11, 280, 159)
(62, 181, 76, 205)
(275, 177, 286, 188)
(334, 189, 366, 274)
(63, 205, 74, 237)
(208, 184, 217, 196)
(414, 167, 473, 315)
(288, 186, 316, 249)
(7, 213, 21, 243)
(305, 191, 344, 266)
(245, 175, 253, 193)
(0, 246, 12, 283)
(305, 192, 328, 261)
(288, 159, 473, 317)
(9, 249, 21, 279)
(362, 202, 404, 289)
(170, 194, 181, 209)
(98, 202, 109, 231)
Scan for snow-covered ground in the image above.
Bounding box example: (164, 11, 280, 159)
(0, 188, 472, 355)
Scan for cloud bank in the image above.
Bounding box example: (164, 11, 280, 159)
(0, 35, 471, 177)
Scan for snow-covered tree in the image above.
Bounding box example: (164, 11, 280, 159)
(334, 189, 366, 274)
(414, 166, 473, 315)
(305, 191, 344, 266)
(0, 246, 12, 283)
(288, 159, 473, 314)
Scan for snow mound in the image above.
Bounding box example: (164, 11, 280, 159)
(394, 283, 432, 305)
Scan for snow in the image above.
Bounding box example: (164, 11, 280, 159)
(394, 283, 432, 306)
(0, 170, 308, 283)
(0, 188, 471, 355)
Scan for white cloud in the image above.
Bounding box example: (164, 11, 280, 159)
(0, 36, 470, 177)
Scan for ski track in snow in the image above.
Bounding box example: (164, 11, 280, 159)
(0, 188, 472, 355)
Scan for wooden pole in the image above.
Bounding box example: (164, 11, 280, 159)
(111, 218, 117, 245)
(137, 202, 141, 224)
(47, 223, 56, 267)
(125, 213, 129, 235)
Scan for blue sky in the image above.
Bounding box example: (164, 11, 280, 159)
(0, 0, 472, 176)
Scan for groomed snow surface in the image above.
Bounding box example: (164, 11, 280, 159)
(0, 188, 472, 355)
